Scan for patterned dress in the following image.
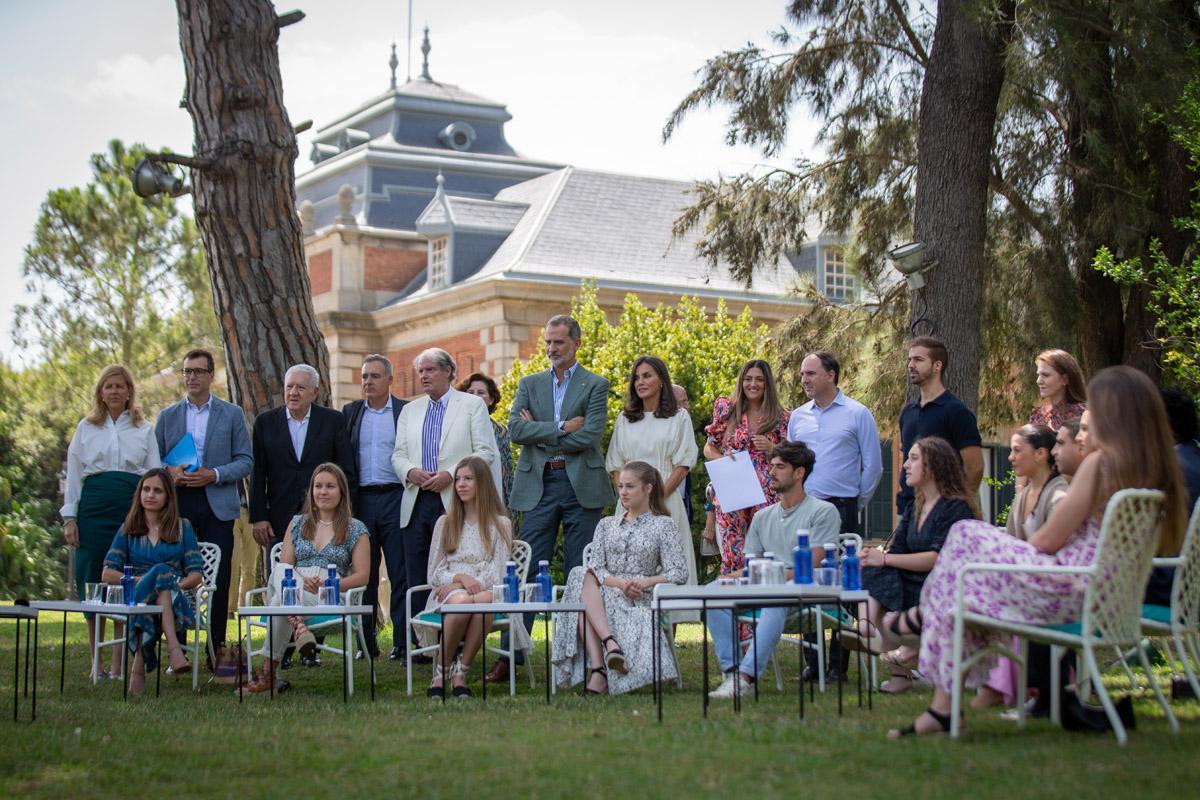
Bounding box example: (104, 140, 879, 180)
(1028, 401, 1086, 431)
(917, 517, 1102, 692)
(492, 419, 514, 509)
(552, 512, 688, 694)
(104, 520, 204, 670)
(704, 397, 790, 574)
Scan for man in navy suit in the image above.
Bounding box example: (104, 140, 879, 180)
(250, 363, 357, 551)
(155, 348, 253, 671)
(342, 354, 407, 660)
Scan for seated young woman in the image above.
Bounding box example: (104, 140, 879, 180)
(840, 436, 977, 694)
(974, 424, 1069, 709)
(419, 456, 517, 699)
(241, 463, 369, 696)
(102, 468, 203, 695)
(551, 461, 688, 695)
(882, 366, 1188, 737)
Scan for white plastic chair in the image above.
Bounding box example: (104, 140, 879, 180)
(93, 542, 220, 688)
(243, 543, 371, 696)
(1134, 497, 1200, 700)
(405, 539, 535, 696)
(949, 488, 1178, 744)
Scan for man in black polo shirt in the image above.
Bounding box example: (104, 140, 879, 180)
(896, 336, 983, 526)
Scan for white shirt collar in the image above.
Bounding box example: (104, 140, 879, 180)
(185, 395, 213, 413)
(364, 396, 393, 414)
(287, 406, 313, 424)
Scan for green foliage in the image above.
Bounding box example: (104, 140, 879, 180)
(13, 139, 219, 411)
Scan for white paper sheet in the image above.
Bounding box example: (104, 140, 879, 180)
(705, 451, 767, 513)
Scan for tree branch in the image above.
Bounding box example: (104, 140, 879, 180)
(884, 0, 930, 67)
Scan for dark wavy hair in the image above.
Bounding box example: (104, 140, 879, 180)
(457, 372, 501, 413)
(623, 356, 679, 422)
(910, 436, 980, 520)
(123, 468, 182, 543)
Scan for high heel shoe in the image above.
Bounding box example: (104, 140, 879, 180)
(602, 635, 628, 674)
(450, 658, 472, 698)
(585, 666, 608, 695)
(427, 661, 447, 700)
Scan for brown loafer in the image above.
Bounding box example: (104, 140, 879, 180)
(483, 660, 510, 684)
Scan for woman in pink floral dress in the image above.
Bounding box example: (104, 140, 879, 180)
(1028, 349, 1087, 431)
(883, 366, 1188, 737)
(703, 360, 790, 575)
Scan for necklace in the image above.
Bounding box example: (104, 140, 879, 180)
(317, 519, 333, 527)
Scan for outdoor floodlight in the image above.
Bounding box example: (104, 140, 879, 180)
(132, 158, 188, 198)
(888, 241, 934, 291)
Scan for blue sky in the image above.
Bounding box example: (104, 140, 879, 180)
(0, 0, 815, 362)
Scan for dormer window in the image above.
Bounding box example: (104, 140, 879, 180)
(429, 236, 449, 289)
(822, 246, 857, 302)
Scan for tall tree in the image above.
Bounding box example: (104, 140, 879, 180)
(173, 0, 327, 414)
(14, 139, 216, 407)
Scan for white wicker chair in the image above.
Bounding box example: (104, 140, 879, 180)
(405, 539, 535, 696)
(243, 543, 370, 696)
(93, 541, 220, 689)
(949, 488, 1178, 744)
(1137, 497, 1200, 701)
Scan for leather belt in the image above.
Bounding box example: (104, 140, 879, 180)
(359, 483, 403, 494)
(544, 461, 567, 471)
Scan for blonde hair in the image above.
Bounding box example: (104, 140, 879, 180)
(86, 365, 143, 426)
(299, 463, 353, 546)
(442, 457, 511, 557)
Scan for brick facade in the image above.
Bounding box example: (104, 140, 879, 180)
(364, 245, 426, 292)
(308, 250, 332, 295)
(390, 329, 488, 398)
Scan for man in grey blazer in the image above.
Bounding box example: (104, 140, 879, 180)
(487, 314, 614, 683)
(155, 348, 253, 670)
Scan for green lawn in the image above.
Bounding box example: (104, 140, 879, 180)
(1, 609, 1197, 799)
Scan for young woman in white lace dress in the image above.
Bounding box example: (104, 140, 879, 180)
(420, 456, 516, 698)
(552, 461, 688, 695)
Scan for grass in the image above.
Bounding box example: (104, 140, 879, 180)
(1, 608, 1198, 799)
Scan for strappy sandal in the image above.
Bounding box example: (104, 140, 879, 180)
(839, 621, 887, 655)
(602, 635, 628, 674)
(585, 666, 608, 695)
(881, 648, 920, 671)
(291, 619, 317, 658)
(888, 706, 953, 738)
(883, 606, 924, 648)
(450, 658, 472, 698)
(427, 661, 447, 700)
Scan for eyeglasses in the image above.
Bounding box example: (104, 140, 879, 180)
(182, 368, 213, 377)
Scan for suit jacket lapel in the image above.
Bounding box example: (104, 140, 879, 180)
(299, 407, 321, 464)
(201, 398, 220, 467)
(168, 399, 188, 451)
(559, 366, 588, 418)
(438, 390, 462, 448)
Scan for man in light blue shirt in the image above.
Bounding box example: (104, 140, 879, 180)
(786, 351, 882, 535)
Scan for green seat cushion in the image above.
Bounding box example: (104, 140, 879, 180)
(1041, 621, 1083, 636)
(418, 611, 506, 625)
(1141, 604, 1172, 624)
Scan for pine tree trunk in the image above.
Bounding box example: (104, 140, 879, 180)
(175, 0, 328, 415)
(910, 0, 1015, 413)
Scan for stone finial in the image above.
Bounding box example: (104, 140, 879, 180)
(335, 184, 357, 226)
(298, 199, 315, 236)
(420, 26, 432, 81)
(389, 41, 398, 89)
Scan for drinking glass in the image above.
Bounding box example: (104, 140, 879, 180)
(106, 585, 124, 605)
(815, 567, 837, 587)
(491, 584, 505, 604)
(85, 582, 106, 605)
(318, 586, 337, 607)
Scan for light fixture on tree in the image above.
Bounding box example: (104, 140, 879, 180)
(132, 159, 190, 199)
(888, 240, 938, 336)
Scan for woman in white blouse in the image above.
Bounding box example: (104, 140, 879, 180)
(62, 365, 161, 678)
(606, 356, 699, 604)
(418, 456, 518, 699)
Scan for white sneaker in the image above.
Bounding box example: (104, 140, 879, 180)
(708, 672, 752, 699)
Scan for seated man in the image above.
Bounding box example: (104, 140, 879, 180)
(705, 441, 841, 698)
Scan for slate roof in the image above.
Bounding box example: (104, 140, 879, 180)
(394, 78, 505, 108)
(416, 193, 529, 232)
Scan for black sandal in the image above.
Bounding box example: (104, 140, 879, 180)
(585, 666, 608, 695)
(886, 607, 924, 640)
(890, 706, 952, 738)
(602, 635, 628, 674)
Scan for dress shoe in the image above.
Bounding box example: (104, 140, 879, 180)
(484, 660, 510, 684)
(389, 646, 405, 661)
(280, 653, 293, 670)
(301, 654, 322, 668)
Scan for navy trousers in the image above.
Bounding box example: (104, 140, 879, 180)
(394, 489, 445, 648)
(356, 486, 405, 651)
(177, 486, 235, 648)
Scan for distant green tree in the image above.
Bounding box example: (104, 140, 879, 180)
(13, 139, 219, 411)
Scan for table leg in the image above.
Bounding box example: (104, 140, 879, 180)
(268, 620, 274, 700)
(156, 632, 162, 698)
(480, 614, 487, 703)
(798, 603, 804, 720)
(12, 619, 19, 722)
(752, 608, 759, 704)
(24, 616, 31, 697)
(369, 615, 376, 702)
(856, 637, 863, 708)
(237, 616, 243, 705)
(342, 615, 349, 705)
(439, 625, 447, 704)
(33, 618, 38, 721)
(122, 617, 129, 701)
(702, 600, 709, 719)
(544, 612, 550, 705)
(731, 606, 740, 714)
(59, 613, 66, 694)
(836, 605, 843, 716)
(655, 597, 662, 723)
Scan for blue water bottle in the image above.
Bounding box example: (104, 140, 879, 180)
(282, 567, 297, 606)
(326, 564, 340, 605)
(821, 549, 838, 584)
(121, 565, 135, 606)
(504, 561, 519, 603)
(842, 543, 862, 591)
(793, 530, 813, 584)
(536, 560, 553, 603)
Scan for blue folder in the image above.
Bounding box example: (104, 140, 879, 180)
(163, 432, 199, 472)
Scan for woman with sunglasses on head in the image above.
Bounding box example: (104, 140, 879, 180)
(240, 463, 369, 696)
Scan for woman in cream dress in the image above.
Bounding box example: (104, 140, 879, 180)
(606, 357, 699, 604)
